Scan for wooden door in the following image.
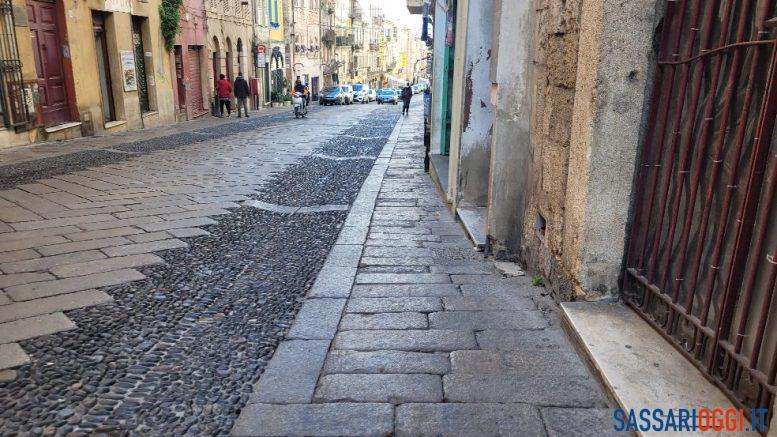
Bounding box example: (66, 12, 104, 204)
(27, 0, 70, 126)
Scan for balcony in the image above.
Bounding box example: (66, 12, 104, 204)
(336, 35, 354, 47)
(406, 0, 423, 14)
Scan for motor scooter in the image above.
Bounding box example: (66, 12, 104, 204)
(293, 92, 308, 118)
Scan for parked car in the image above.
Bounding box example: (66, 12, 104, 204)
(320, 86, 345, 105)
(365, 89, 377, 102)
(340, 85, 354, 104)
(352, 83, 371, 103)
(376, 89, 398, 104)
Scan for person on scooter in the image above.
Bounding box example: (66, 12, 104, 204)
(293, 79, 308, 109)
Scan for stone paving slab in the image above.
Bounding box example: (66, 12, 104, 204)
(314, 373, 443, 403)
(345, 297, 443, 313)
(322, 350, 450, 375)
(395, 403, 546, 437)
(232, 403, 394, 437)
(350, 283, 461, 297)
(0, 312, 76, 343)
(287, 298, 347, 340)
(429, 310, 550, 330)
(5, 268, 146, 301)
(476, 328, 576, 351)
(443, 373, 607, 406)
(50, 253, 164, 278)
(540, 407, 622, 437)
(339, 312, 428, 330)
(0, 289, 112, 323)
(333, 329, 478, 352)
(250, 340, 331, 404)
(0, 343, 31, 370)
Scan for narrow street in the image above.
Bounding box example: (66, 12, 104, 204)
(0, 102, 617, 436)
(0, 103, 402, 435)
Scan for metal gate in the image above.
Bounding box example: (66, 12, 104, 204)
(624, 0, 777, 427)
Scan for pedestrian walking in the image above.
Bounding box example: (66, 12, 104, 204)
(216, 74, 233, 117)
(234, 72, 250, 118)
(401, 82, 413, 116)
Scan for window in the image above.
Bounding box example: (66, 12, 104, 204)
(0, 0, 30, 127)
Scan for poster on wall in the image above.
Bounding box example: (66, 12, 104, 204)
(120, 51, 138, 91)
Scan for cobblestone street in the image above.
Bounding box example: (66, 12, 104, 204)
(0, 102, 616, 436)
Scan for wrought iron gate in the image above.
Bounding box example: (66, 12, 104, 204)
(624, 0, 777, 428)
(0, 0, 30, 127)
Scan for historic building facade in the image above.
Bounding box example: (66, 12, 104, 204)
(1, 0, 175, 148)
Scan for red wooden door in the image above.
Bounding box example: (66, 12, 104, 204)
(27, 0, 71, 126)
(187, 46, 205, 114)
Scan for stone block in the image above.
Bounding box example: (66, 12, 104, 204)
(232, 403, 394, 437)
(308, 265, 356, 298)
(138, 217, 217, 232)
(346, 297, 443, 313)
(350, 283, 461, 298)
(50, 253, 164, 278)
(323, 350, 449, 375)
(442, 295, 536, 311)
(449, 350, 591, 377)
(64, 227, 144, 242)
(5, 269, 145, 301)
(37, 237, 132, 256)
(167, 227, 211, 238)
(326, 244, 363, 267)
(429, 310, 548, 330)
(340, 312, 428, 330)
(0, 343, 31, 370)
(314, 374, 442, 403)
(355, 273, 450, 284)
(396, 403, 545, 437)
(0, 272, 55, 288)
(102, 239, 188, 257)
(0, 312, 76, 343)
(0, 289, 113, 323)
(443, 373, 606, 407)
(334, 330, 477, 352)
(541, 408, 621, 437)
(335, 226, 369, 245)
(287, 298, 347, 340)
(476, 329, 575, 351)
(251, 340, 330, 404)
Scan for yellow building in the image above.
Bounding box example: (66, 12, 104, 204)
(1, 0, 175, 149)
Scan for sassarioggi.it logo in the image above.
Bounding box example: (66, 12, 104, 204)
(612, 408, 770, 433)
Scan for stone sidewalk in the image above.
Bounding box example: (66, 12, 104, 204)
(232, 105, 617, 436)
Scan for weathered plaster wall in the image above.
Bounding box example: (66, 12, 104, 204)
(453, 0, 493, 208)
(446, 0, 468, 203)
(485, 0, 534, 257)
(65, 0, 176, 132)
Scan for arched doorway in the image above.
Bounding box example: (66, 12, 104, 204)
(225, 37, 233, 81)
(212, 36, 221, 87)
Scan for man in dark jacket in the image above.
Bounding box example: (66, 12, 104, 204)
(234, 72, 251, 118)
(401, 82, 413, 116)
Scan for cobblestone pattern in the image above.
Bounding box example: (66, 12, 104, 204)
(0, 104, 400, 435)
(233, 104, 618, 436)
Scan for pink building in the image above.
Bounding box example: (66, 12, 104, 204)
(170, 0, 210, 120)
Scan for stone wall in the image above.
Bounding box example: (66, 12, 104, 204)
(519, 0, 660, 301)
(520, 0, 583, 299)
